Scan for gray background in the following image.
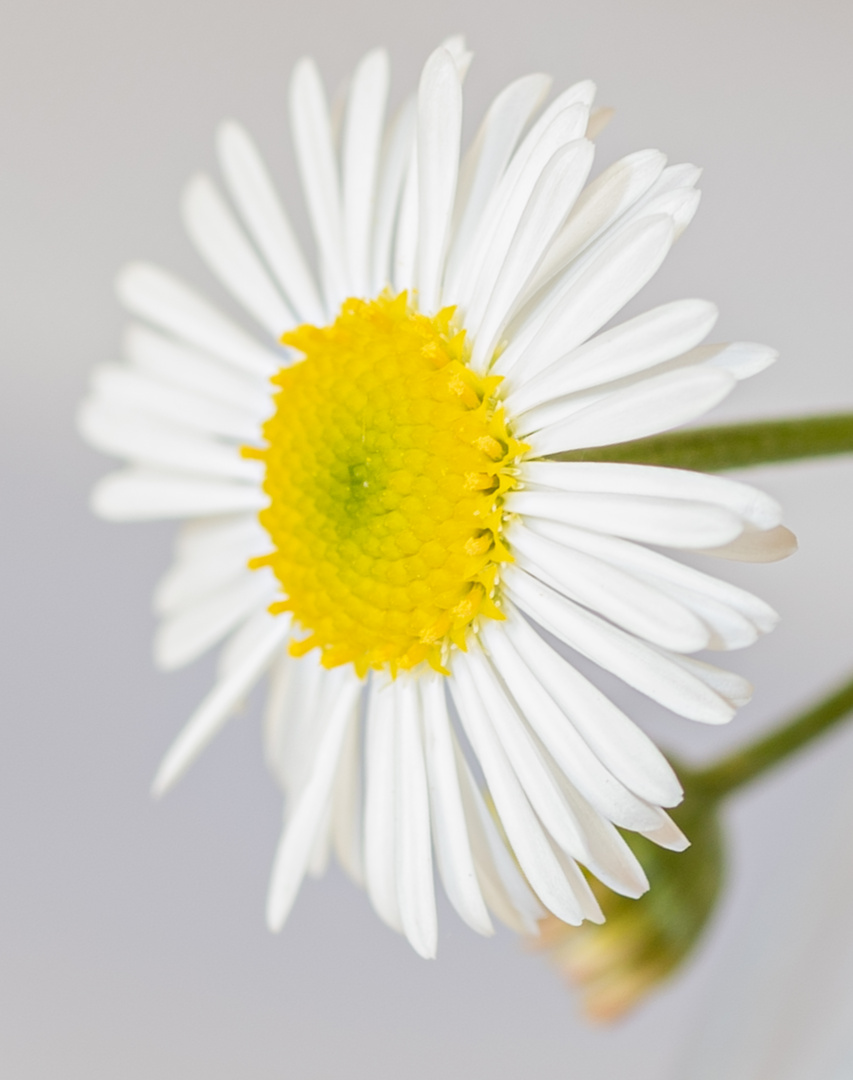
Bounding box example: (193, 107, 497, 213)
(3, 0, 853, 1076)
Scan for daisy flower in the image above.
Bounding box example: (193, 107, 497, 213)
(79, 37, 796, 958)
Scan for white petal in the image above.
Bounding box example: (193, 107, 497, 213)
(632, 161, 702, 212)
(452, 738, 544, 934)
(266, 650, 327, 792)
(440, 34, 472, 80)
(217, 121, 325, 325)
(507, 489, 744, 550)
(631, 340, 779, 385)
(550, 842, 605, 923)
(124, 323, 273, 419)
(636, 811, 689, 852)
(395, 680, 438, 958)
(265, 673, 361, 930)
(342, 49, 390, 297)
(287, 660, 354, 798)
(416, 47, 462, 314)
(79, 400, 262, 484)
(469, 140, 595, 371)
(499, 214, 676, 381)
(526, 366, 736, 454)
(479, 619, 669, 831)
(635, 186, 701, 240)
(182, 174, 296, 337)
(685, 341, 779, 380)
(595, 167, 702, 255)
(154, 546, 260, 616)
(363, 678, 403, 932)
(502, 606, 682, 805)
(331, 707, 365, 886)
(460, 103, 591, 320)
(463, 651, 590, 865)
(444, 73, 552, 299)
(515, 79, 596, 148)
(505, 299, 718, 415)
(699, 524, 798, 563)
(520, 462, 783, 531)
(511, 522, 710, 651)
(173, 514, 266, 563)
(290, 58, 348, 310)
(503, 566, 735, 723)
(162, 534, 260, 614)
(154, 570, 276, 670)
(371, 97, 417, 294)
(668, 586, 758, 651)
(546, 753, 649, 899)
(116, 263, 281, 377)
(306, 802, 333, 879)
(421, 677, 493, 935)
(523, 516, 780, 634)
(527, 148, 667, 296)
(217, 608, 283, 680)
(450, 655, 586, 925)
(92, 469, 267, 521)
(464, 649, 648, 898)
(450, 86, 594, 309)
(89, 364, 262, 443)
(393, 147, 418, 293)
(263, 649, 296, 779)
(152, 616, 290, 797)
(664, 652, 753, 708)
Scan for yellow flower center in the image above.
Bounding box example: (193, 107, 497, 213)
(246, 293, 527, 677)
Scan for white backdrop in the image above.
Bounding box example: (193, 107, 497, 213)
(2, 1, 853, 1076)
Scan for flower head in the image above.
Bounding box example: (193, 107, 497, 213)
(252, 293, 523, 676)
(79, 37, 795, 958)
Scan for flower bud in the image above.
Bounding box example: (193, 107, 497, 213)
(533, 772, 724, 1021)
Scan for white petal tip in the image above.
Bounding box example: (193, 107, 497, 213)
(265, 886, 291, 933)
(410, 940, 438, 960)
(423, 44, 461, 81)
(571, 78, 597, 105)
(89, 480, 124, 521)
(622, 881, 650, 901)
(741, 346, 779, 378)
(152, 634, 189, 672)
(700, 525, 798, 563)
(642, 818, 691, 852)
(662, 784, 685, 809)
(215, 118, 242, 148)
(265, 909, 285, 934)
(152, 652, 181, 674)
(150, 767, 175, 800)
(291, 55, 316, 81)
(180, 172, 212, 218)
(700, 703, 738, 726)
(361, 46, 390, 68)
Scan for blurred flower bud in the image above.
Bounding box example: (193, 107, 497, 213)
(532, 772, 724, 1021)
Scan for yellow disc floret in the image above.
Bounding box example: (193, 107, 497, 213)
(246, 293, 527, 677)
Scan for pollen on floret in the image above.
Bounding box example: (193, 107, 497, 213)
(248, 292, 527, 676)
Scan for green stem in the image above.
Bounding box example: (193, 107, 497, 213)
(551, 414, 853, 472)
(688, 674, 853, 800)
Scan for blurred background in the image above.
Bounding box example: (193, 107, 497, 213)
(2, 0, 853, 1076)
